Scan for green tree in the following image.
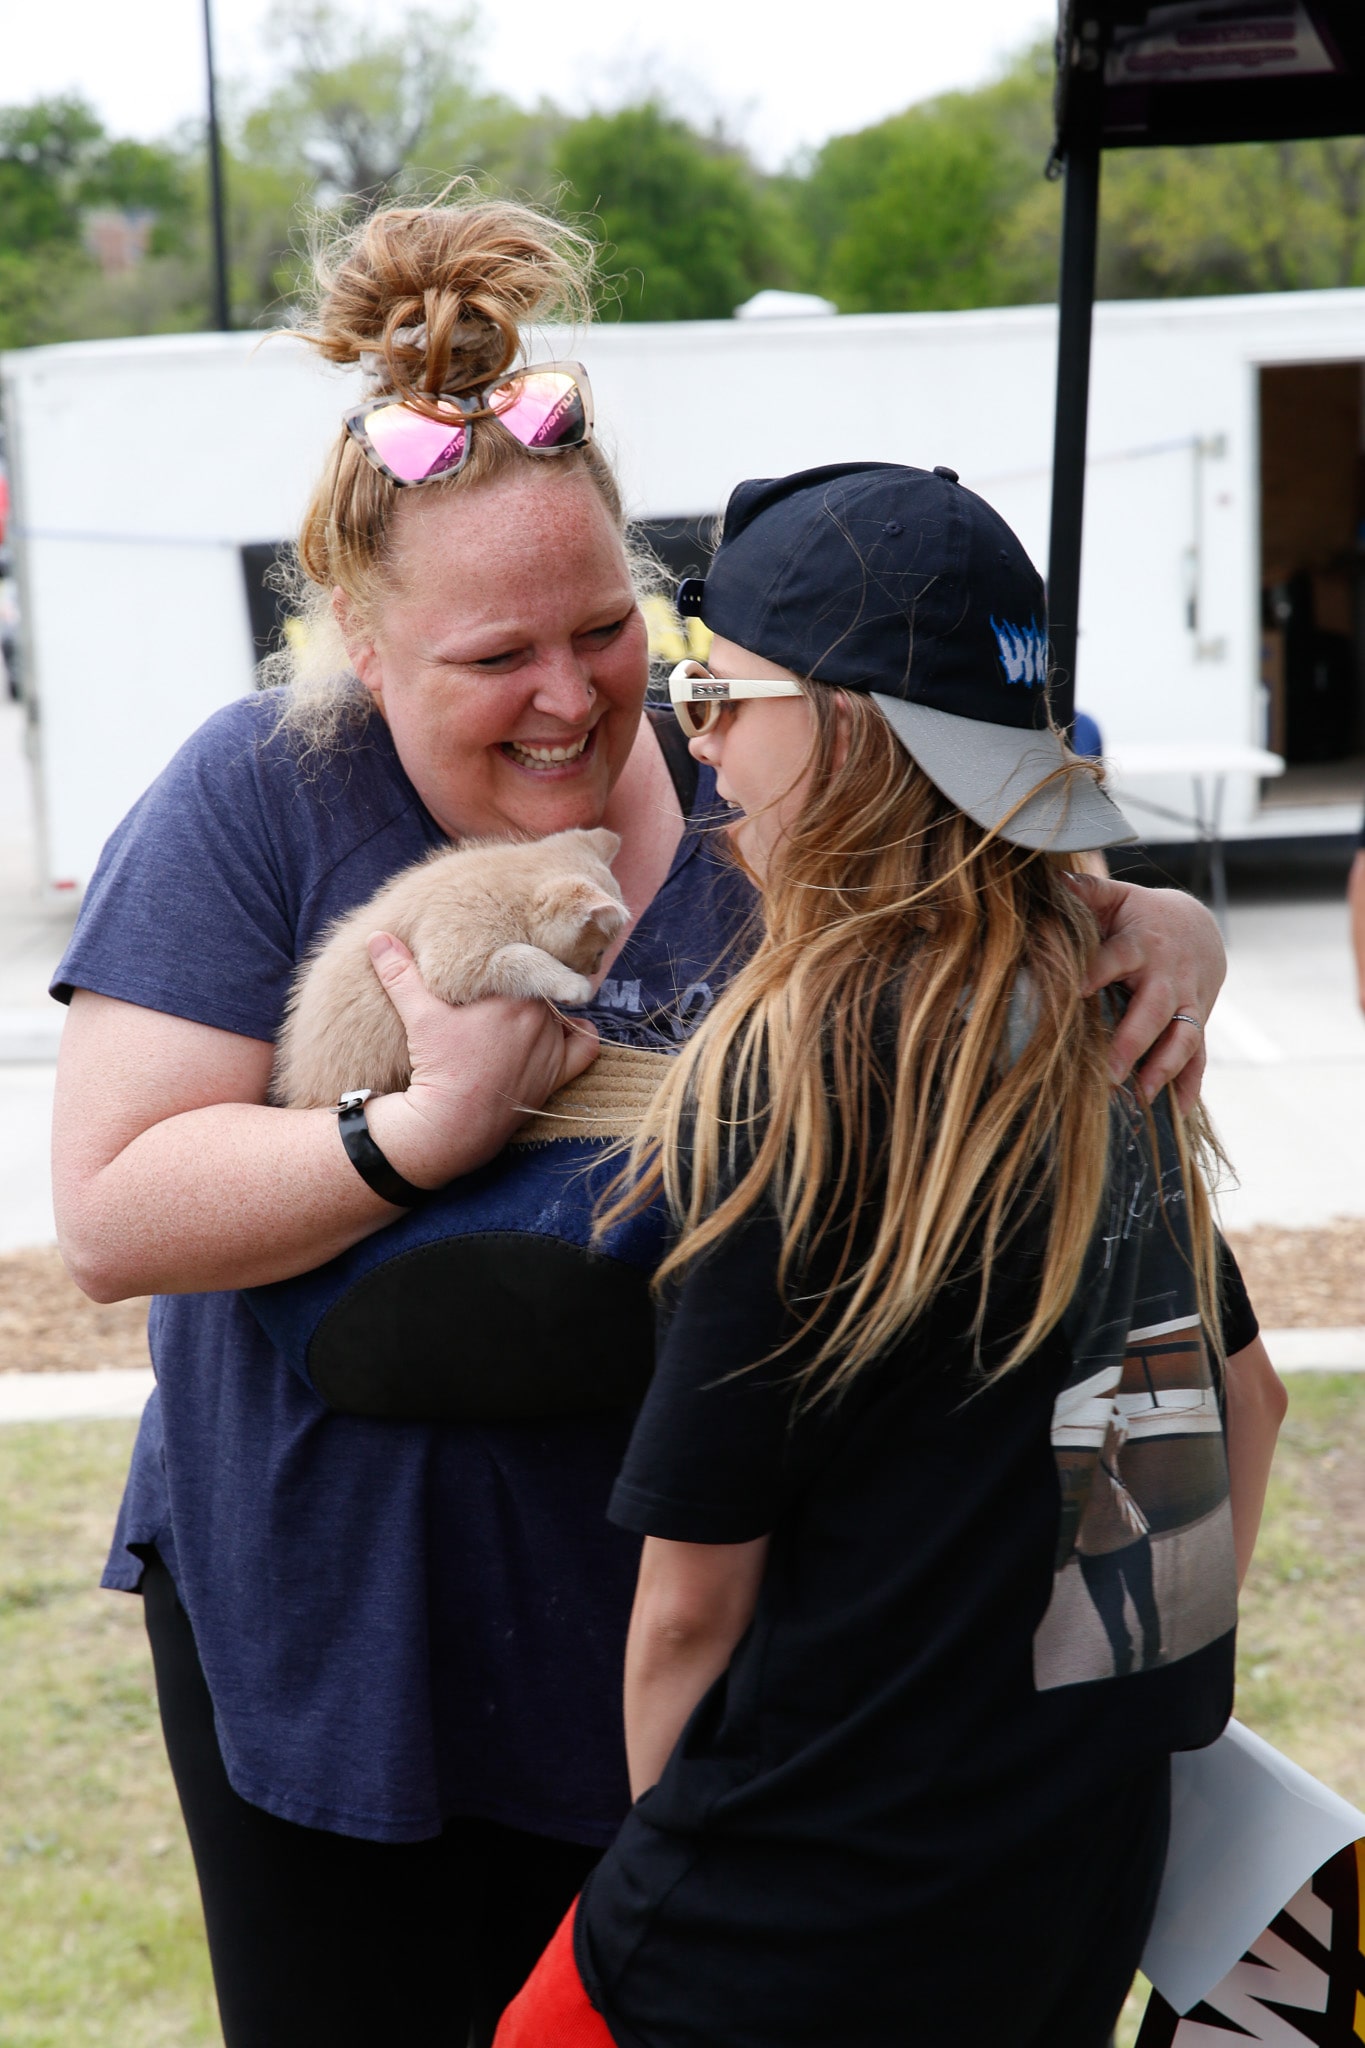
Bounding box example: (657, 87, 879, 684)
(795, 44, 1059, 314)
(0, 99, 193, 259)
(811, 118, 1016, 312)
(244, 0, 539, 202)
(0, 249, 80, 350)
(802, 33, 1365, 315)
(80, 138, 195, 256)
(554, 102, 793, 321)
(17, 14, 1365, 356)
(1099, 138, 1365, 298)
(0, 97, 202, 348)
(229, 0, 564, 325)
(213, 150, 306, 325)
(0, 97, 104, 252)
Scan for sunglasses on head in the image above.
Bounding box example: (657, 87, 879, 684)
(343, 361, 593, 487)
(668, 658, 806, 738)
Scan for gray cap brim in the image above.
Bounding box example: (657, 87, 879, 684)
(869, 695, 1137, 852)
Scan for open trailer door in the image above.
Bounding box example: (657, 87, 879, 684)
(1046, 1, 1365, 731)
(1258, 358, 1365, 809)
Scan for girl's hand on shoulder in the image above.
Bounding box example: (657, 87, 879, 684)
(362, 932, 600, 1187)
(1068, 874, 1224, 1112)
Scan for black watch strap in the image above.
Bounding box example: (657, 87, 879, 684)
(336, 1090, 434, 1208)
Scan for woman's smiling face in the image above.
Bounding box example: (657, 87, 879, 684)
(338, 464, 649, 842)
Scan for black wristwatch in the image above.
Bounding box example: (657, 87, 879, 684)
(336, 1090, 434, 1208)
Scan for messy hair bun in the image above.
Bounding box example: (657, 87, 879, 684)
(303, 189, 597, 406)
(270, 188, 639, 755)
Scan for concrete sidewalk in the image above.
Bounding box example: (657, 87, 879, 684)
(1199, 887, 1365, 1231)
(0, 703, 75, 1025)
(0, 1368, 155, 1422)
(1, 700, 73, 1251)
(1264, 1327, 1365, 1370)
(3, 1327, 1362, 1425)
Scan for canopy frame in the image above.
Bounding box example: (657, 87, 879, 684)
(1045, 0, 1365, 727)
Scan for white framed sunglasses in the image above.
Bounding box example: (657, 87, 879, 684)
(667, 658, 805, 738)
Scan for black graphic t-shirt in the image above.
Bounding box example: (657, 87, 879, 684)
(576, 1088, 1254, 2048)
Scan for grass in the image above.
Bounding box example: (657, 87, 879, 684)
(0, 1422, 218, 2048)
(2, 1380, 1364, 2045)
(1115, 1372, 1365, 2047)
(1231, 1374, 1365, 1806)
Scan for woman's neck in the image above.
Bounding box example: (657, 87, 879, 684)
(595, 716, 687, 977)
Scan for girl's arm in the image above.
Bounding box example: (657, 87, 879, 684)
(624, 1534, 770, 1800)
(1224, 1334, 1289, 1587)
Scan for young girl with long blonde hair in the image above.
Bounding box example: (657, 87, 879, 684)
(497, 462, 1286, 2048)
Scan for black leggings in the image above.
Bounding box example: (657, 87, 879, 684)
(142, 1555, 602, 2048)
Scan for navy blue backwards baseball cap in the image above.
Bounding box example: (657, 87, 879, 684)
(676, 462, 1134, 852)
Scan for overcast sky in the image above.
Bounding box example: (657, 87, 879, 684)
(4, 0, 1053, 169)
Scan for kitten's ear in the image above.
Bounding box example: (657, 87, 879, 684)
(583, 827, 621, 867)
(539, 875, 627, 936)
(581, 892, 627, 940)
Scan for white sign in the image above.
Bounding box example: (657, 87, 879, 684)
(1141, 1718, 1365, 2016)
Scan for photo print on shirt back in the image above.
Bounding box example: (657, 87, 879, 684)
(1033, 1099, 1237, 1692)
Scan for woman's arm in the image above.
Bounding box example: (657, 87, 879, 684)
(53, 934, 598, 1301)
(1224, 1334, 1289, 1588)
(1071, 874, 1226, 1112)
(624, 1534, 770, 1800)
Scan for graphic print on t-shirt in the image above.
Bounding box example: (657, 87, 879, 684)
(1033, 1101, 1236, 1692)
(586, 973, 716, 1048)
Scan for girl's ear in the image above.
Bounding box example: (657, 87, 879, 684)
(832, 692, 853, 775)
(332, 588, 383, 700)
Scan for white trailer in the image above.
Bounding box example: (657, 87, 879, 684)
(4, 290, 1364, 895)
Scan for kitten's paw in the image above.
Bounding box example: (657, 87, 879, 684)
(486, 945, 594, 1005)
(546, 970, 594, 1005)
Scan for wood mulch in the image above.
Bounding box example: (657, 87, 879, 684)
(1226, 1218, 1365, 1330)
(0, 1247, 151, 1374)
(0, 1218, 1361, 1375)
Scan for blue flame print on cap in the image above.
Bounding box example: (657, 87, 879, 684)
(991, 616, 1047, 688)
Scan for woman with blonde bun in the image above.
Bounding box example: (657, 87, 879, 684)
(51, 197, 1231, 2046)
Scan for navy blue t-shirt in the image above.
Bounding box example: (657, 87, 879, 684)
(53, 691, 752, 1845)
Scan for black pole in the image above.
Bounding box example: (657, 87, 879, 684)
(1045, 24, 1105, 732)
(202, 0, 231, 331)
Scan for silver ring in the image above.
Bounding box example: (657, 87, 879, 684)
(1171, 1011, 1202, 1031)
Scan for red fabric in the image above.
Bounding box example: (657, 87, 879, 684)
(494, 1898, 617, 2048)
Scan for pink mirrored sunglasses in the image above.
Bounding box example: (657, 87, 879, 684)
(343, 361, 593, 487)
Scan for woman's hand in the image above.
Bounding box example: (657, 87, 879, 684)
(1069, 874, 1225, 1112)
(363, 932, 600, 1189)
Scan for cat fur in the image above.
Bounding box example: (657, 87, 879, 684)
(272, 826, 627, 1109)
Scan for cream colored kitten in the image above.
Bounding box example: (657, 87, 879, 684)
(272, 827, 627, 1109)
